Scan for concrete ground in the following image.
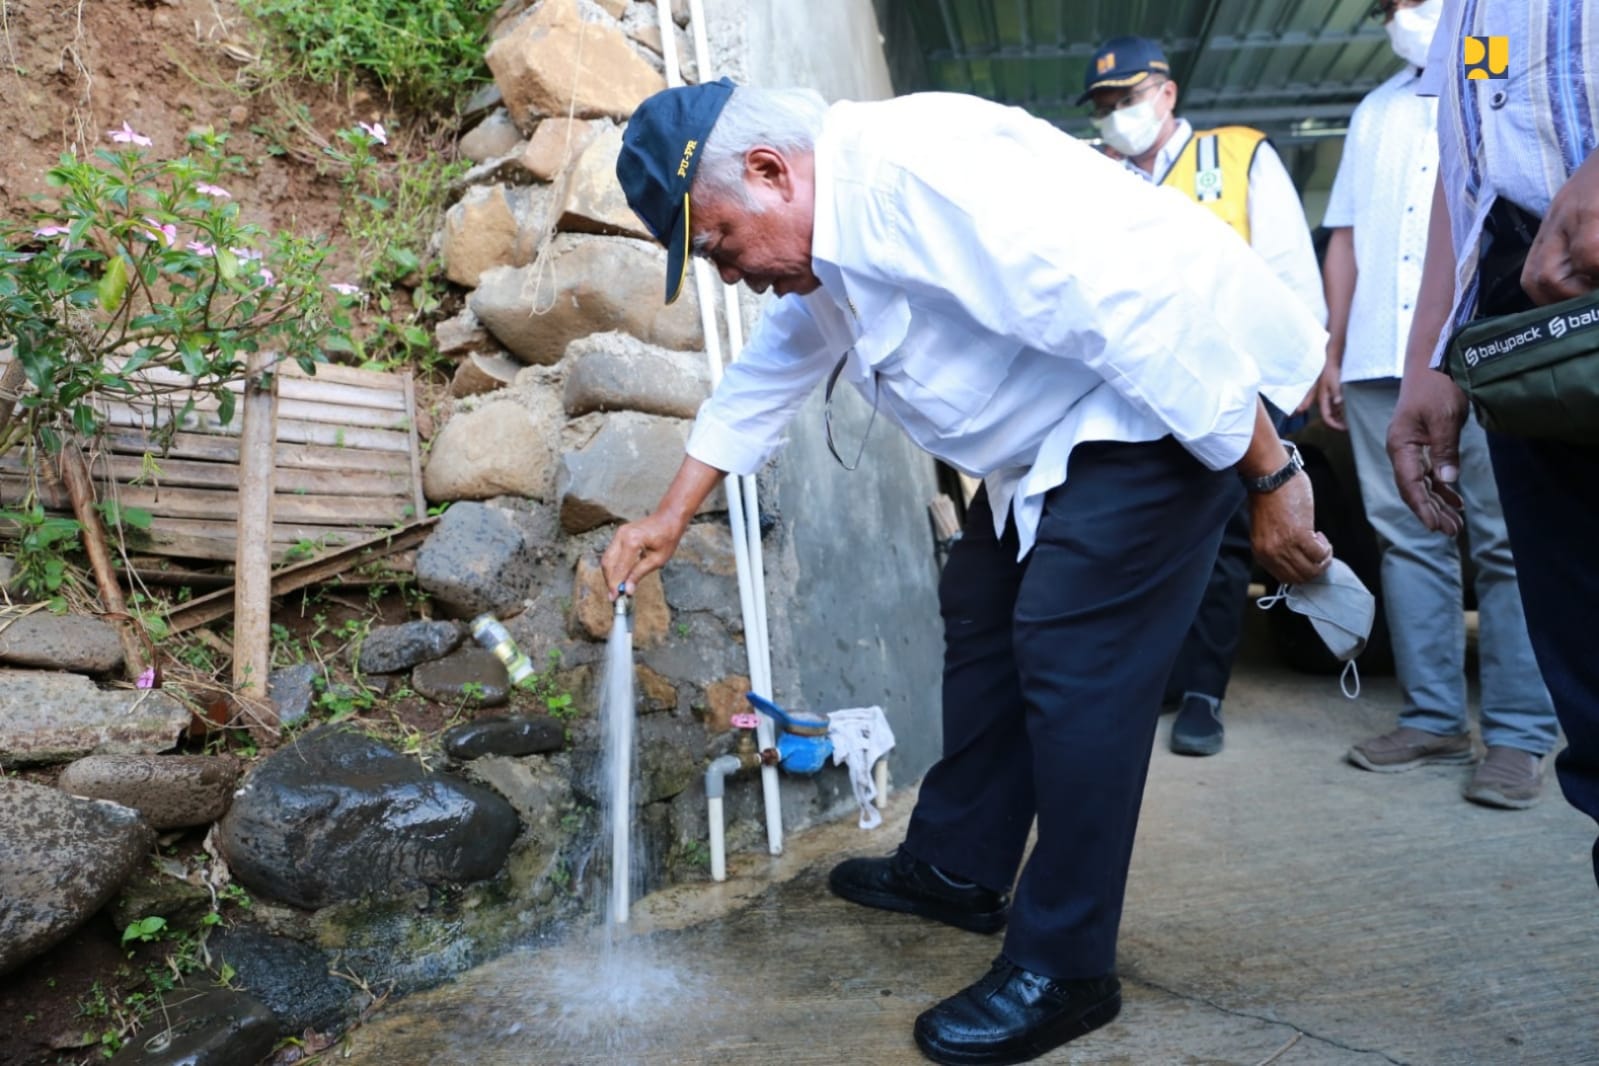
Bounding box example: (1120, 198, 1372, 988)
(344, 652, 1599, 1066)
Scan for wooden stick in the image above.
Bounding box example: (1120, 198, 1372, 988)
(58, 446, 147, 679)
(233, 350, 279, 738)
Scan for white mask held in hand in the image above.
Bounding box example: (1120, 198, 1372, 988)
(1258, 558, 1376, 698)
(1093, 98, 1164, 157)
(1386, 0, 1443, 69)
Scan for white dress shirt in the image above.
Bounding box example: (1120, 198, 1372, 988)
(685, 93, 1326, 558)
(1323, 68, 1439, 381)
(1418, 0, 1599, 362)
(1135, 118, 1329, 325)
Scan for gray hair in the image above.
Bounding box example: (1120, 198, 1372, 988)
(693, 86, 828, 211)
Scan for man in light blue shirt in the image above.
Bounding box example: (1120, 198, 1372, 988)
(609, 81, 1329, 1063)
(1389, 0, 1599, 882)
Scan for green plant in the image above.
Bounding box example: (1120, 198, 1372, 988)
(238, 0, 501, 113)
(0, 502, 81, 601)
(681, 839, 710, 870)
(0, 125, 351, 457)
(120, 915, 167, 947)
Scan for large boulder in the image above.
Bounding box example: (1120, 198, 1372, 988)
(0, 780, 153, 975)
(415, 503, 539, 618)
(557, 412, 715, 532)
(556, 124, 651, 239)
(56, 754, 239, 830)
(0, 610, 123, 673)
(486, 0, 665, 127)
(661, 522, 742, 627)
(422, 397, 559, 503)
(441, 183, 552, 288)
(469, 236, 703, 366)
(356, 620, 465, 675)
(0, 669, 190, 767)
(562, 331, 709, 419)
(216, 728, 519, 910)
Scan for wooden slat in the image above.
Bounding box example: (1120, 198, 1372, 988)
(97, 390, 411, 432)
(100, 403, 412, 453)
(166, 518, 436, 633)
(279, 360, 408, 392)
(0, 476, 408, 525)
(0, 453, 415, 498)
(107, 360, 408, 411)
(99, 430, 413, 474)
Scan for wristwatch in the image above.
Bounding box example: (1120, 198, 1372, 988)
(1240, 441, 1304, 494)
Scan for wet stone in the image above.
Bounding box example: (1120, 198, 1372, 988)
(106, 987, 279, 1066)
(356, 620, 464, 675)
(0, 668, 189, 768)
(207, 928, 351, 1036)
(412, 647, 510, 708)
(267, 663, 320, 728)
(217, 727, 518, 909)
(443, 715, 565, 760)
(109, 868, 214, 933)
(0, 779, 154, 976)
(56, 754, 240, 830)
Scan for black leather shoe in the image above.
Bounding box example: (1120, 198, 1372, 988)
(1170, 693, 1224, 756)
(828, 848, 1008, 934)
(914, 956, 1121, 1065)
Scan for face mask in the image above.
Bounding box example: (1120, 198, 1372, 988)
(1386, 0, 1443, 69)
(1093, 97, 1164, 157)
(1258, 558, 1376, 698)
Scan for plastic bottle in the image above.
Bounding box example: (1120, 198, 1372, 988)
(469, 614, 534, 685)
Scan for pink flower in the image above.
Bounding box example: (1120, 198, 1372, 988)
(32, 224, 71, 238)
(136, 666, 156, 689)
(329, 282, 361, 296)
(186, 241, 215, 255)
(357, 121, 388, 146)
(108, 122, 153, 147)
(194, 182, 231, 199)
(231, 247, 261, 262)
(258, 269, 275, 286)
(138, 218, 177, 246)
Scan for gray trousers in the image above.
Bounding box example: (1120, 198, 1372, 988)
(1343, 378, 1557, 754)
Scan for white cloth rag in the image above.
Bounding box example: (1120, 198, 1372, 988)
(827, 706, 896, 829)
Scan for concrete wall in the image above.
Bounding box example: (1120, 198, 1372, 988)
(699, 0, 948, 823)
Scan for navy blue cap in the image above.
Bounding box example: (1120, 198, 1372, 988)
(1076, 36, 1171, 105)
(616, 77, 737, 305)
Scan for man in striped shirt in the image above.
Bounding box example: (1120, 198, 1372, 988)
(1389, 0, 1599, 882)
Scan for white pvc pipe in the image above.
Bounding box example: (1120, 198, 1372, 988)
(707, 796, 727, 881)
(874, 757, 890, 808)
(663, 0, 784, 858)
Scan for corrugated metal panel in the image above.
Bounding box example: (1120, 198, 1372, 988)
(893, 0, 1403, 142)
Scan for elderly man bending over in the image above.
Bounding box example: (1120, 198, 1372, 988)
(604, 80, 1329, 1065)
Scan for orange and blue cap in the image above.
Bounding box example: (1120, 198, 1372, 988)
(616, 77, 737, 305)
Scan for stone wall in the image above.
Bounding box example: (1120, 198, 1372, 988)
(420, 0, 944, 884)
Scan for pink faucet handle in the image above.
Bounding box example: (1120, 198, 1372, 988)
(730, 713, 760, 730)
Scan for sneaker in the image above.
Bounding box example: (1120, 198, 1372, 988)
(1464, 746, 1545, 809)
(829, 847, 1008, 934)
(1346, 726, 1475, 773)
(1170, 693, 1223, 756)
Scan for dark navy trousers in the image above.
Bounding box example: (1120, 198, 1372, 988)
(1486, 431, 1599, 886)
(903, 437, 1236, 979)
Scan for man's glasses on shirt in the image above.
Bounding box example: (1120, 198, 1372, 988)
(1087, 78, 1168, 121)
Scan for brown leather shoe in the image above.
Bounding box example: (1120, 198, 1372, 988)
(1464, 746, 1545, 809)
(1347, 726, 1475, 773)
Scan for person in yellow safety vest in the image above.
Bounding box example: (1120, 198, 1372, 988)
(1082, 35, 1327, 758)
